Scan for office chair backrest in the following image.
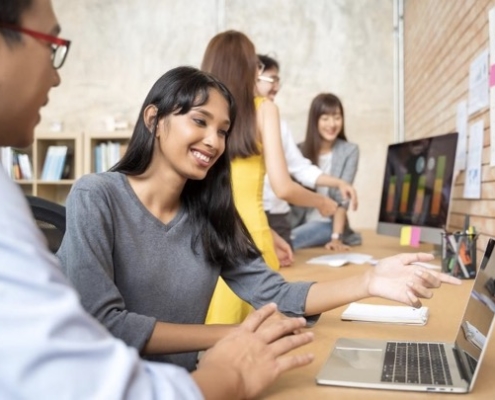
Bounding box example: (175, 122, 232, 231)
(26, 195, 66, 253)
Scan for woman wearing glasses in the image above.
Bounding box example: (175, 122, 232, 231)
(201, 31, 351, 325)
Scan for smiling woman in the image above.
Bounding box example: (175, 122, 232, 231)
(58, 65, 327, 373)
(57, 66, 265, 370)
(146, 88, 230, 183)
(57, 65, 462, 373)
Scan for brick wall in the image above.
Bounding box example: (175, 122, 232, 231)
(404, 0, 495, 258)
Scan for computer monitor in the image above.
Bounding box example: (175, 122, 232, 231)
(376, 132, 458, 246)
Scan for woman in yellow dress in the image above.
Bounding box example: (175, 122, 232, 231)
(201, 31, 340, 324)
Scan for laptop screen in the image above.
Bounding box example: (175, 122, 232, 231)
(453, 238, 495, 385)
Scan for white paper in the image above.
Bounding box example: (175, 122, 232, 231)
(341, 303, 429, 325)
(455, 100, 468, 170)
(306, 253, 372, 267)
(464, 120, 483, 199)
(489, 8, 495, 165)
(468, 49, 489, 115)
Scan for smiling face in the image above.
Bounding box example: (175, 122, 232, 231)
(0, 0, 61, 148)
(317, 110, 343, 143)
(153, 88, 231, 181)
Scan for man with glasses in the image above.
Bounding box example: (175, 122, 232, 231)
(0, 1, 314, 399)
(258, 54, 359, 254)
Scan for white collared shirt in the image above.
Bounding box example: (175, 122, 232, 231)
(263, 120, 322, 214)
(0, 169, 203, 400)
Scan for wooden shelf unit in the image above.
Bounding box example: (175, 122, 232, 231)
(7, 130, 132, 204)
(83, 131, 132, 175)
(11, 131, 83, 204)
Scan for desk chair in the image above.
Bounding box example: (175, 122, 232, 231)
(26, 195, 66, 253)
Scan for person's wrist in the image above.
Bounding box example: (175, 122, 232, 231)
(331, 232, 342, 241)
(195, 361, 244, 399)
(361, 268, 373, 298)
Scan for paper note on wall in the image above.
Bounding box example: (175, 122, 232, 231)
(489, 8, 495, 165)
(468, 49, 489, 115)
(455, 100, 468, 170)
(464, 120, 483, 199)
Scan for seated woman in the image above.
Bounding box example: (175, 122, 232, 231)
(291, 93, 361, 251)
(57, 66, 460, 373)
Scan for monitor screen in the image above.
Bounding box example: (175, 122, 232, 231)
(376, 132, 458, 245)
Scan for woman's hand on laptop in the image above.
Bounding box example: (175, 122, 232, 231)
(367, 253, 462, 308)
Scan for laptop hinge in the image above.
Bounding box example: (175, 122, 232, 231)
(452, 346, 472, 383)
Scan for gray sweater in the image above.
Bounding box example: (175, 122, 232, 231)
(57, 172, 315, 371)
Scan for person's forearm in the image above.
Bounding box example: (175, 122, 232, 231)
(304, 273, 371, 315)
(280, 180, 330, 209)
(315, 173, 343, 188)
(332, 207, 346, 234)
(314, 173, 358, 210)
(143, 322, 237, 354)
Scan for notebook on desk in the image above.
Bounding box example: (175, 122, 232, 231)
(316, 238, 495, 394)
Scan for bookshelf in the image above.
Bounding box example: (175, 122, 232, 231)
(1, 144, 34, 197)
(1, 132, 83, 204)
(2, 130, 132, 204)
(84, 131, 131, 174)
(35, 132, 83, 204)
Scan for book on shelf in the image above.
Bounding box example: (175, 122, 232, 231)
(61, 149, 73, 179)
(17, 153, 33, 180)
(94, 141, 126, 173)
(0, 147, 33, 180)
(11, 151, 22, 180)
(41, 145, 68, 181)
(1, 147, 13, 177)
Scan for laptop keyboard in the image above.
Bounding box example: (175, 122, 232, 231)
(381, 342, 453, 385)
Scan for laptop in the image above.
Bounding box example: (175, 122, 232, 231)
(316, 238, 495, 393)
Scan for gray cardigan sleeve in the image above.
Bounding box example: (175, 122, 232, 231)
(328, 142, 359, 206)
(57, 182, 156, 351)
(340, 144, 359, 184)
(221, 257, 320, 324)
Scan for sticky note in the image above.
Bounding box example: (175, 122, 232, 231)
(410, 227, 421, 247)
(490, 64, 495, 87)
(400, 226, 411, 246)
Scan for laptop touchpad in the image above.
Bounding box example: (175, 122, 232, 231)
(333, 348, 383, 370)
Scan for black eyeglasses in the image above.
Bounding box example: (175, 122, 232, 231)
(0, 23, 71, 69)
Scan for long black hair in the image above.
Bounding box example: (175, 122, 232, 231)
(111, 66, 261, 268)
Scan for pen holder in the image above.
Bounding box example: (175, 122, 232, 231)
(441, 232, 478, 279)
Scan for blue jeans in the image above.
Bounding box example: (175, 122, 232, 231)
(291, 221, 332, 249)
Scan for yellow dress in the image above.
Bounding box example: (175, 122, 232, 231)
(206, 97, 280, 324)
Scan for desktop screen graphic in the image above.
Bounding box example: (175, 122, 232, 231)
(377, 133, 458, 244)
